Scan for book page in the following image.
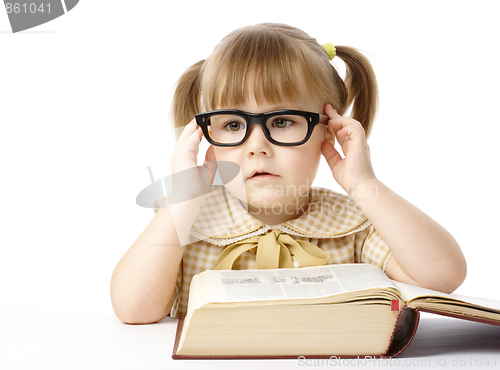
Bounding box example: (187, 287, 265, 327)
(203, 264, 397, 303)
(392, 280, 500, 311)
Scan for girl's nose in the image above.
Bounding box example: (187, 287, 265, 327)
(246, 124, 272, 156)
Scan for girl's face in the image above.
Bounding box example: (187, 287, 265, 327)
(212, 92, 331, 225)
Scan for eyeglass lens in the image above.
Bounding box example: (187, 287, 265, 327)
(207, 114, 309, 144)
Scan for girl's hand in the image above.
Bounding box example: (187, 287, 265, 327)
(321, 104, 376, 195)
(170, 119, 217, 202)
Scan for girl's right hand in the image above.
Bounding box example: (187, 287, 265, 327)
(169, 119, 217, 203)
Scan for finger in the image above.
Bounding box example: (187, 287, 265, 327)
(323, 104, 345, 135)
(324, 105, 366, 142)
(176, 124, 203, 161)
(186, 124, 203, 147)
(176, 119, 199, 146)
(333, 118, 365, 148)
(324, 104, 340, 120)
(336, 126, 357, 150)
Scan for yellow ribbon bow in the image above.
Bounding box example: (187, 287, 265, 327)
(213, 229, 330, 270)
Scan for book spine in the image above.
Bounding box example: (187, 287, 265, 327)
(383, 306, 420, 358)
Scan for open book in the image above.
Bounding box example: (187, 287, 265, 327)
(172, 264, 500, 359)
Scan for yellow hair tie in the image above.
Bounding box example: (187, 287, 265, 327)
(322, 42, 336, 60)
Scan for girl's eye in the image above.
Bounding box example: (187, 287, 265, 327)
(224, 121, 244, 132)
(272, 118, 293, 129)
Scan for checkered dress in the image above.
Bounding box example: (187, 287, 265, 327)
(167, 186, 392, 318)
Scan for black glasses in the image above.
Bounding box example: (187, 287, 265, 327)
(195, 109, 329, 147)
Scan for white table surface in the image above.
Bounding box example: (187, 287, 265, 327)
(2, 305, 500, 370)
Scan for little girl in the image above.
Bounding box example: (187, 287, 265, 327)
(110, 23, 467, 324)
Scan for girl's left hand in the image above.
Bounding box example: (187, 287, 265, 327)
(321, 104, 377, 195)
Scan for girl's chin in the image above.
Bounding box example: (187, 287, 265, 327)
(244, 195, 302, 210)
(223, 182, 310, 208)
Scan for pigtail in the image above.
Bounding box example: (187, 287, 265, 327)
(170, 59, 205, 140)
(335, 46, 378, 138)
(327, 64, 348, 116)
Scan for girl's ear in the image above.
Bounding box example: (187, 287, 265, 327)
(324, 126, 335, 143)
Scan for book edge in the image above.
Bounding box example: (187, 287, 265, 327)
(171, 310, 411, 360)
(417, 307, 500, 327)
(171, 317, 184, 359)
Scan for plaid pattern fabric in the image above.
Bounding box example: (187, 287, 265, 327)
(168, 186, 392, 318)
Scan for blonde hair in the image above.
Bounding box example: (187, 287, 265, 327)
(171, 23, 378, 139)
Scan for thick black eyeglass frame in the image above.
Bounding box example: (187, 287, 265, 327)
(195, 109, 330, 147)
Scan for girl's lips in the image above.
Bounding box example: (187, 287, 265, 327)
(248, 174, 279, 181)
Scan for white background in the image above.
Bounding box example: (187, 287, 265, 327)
(1, 0, 499, 316)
